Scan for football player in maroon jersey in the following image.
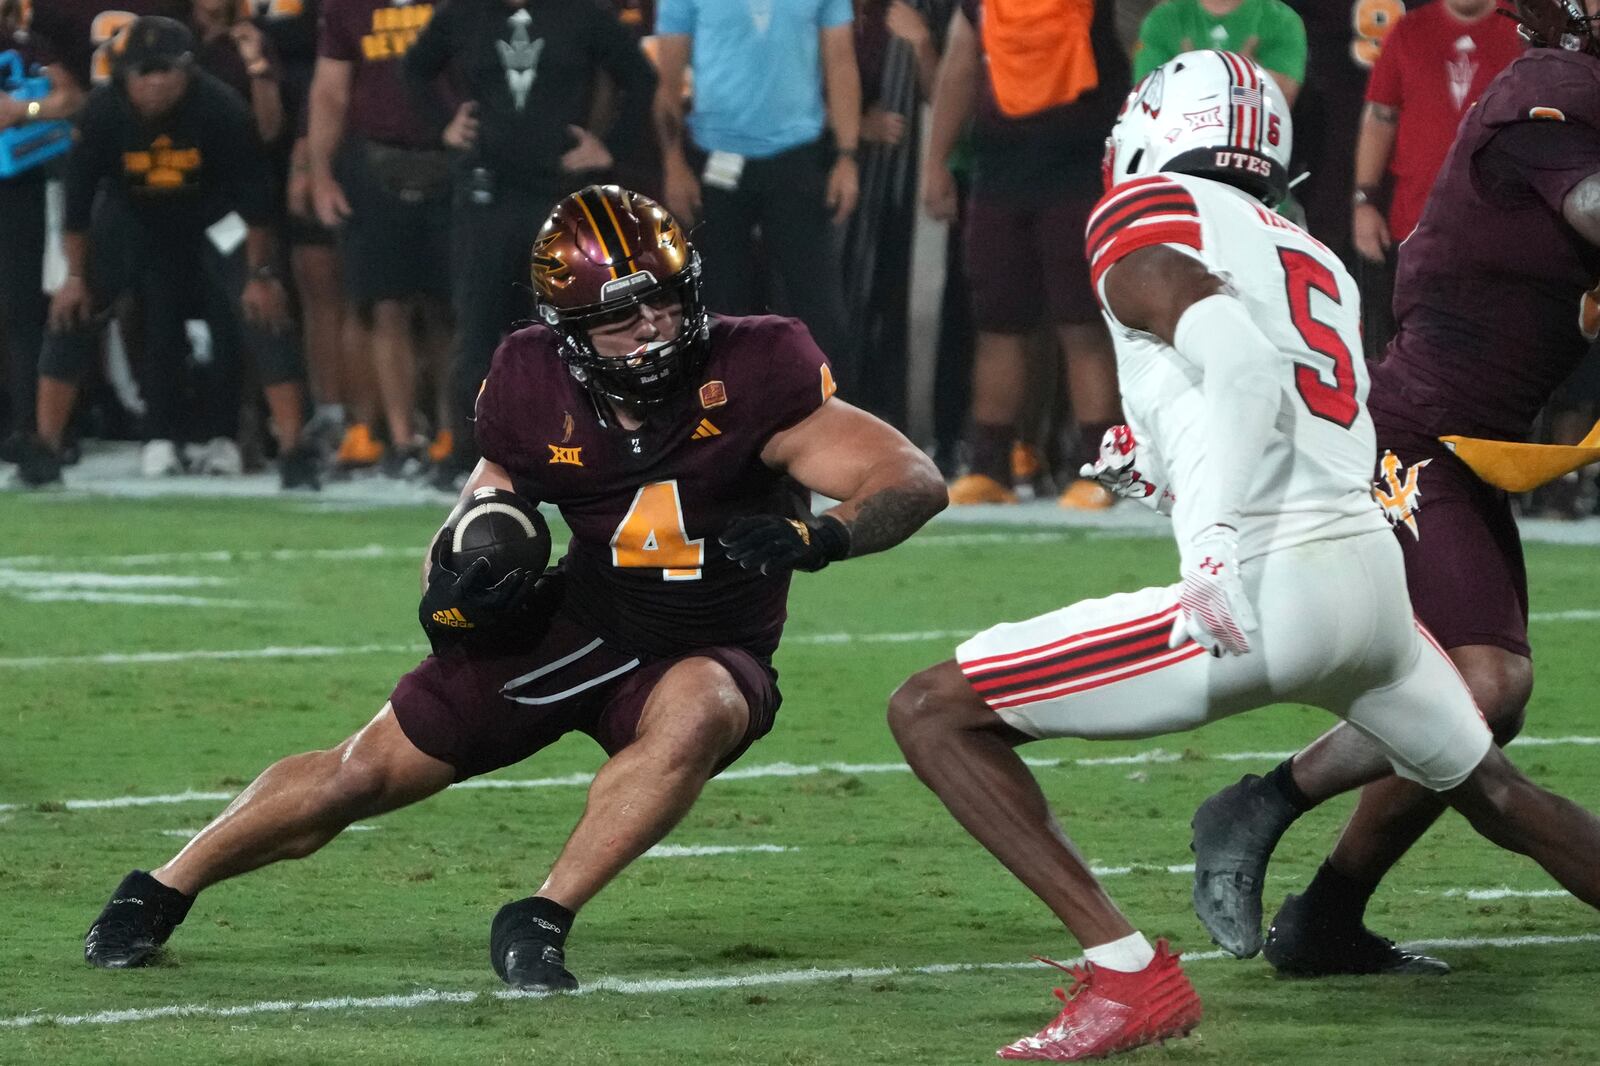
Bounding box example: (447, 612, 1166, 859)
(1193, 0, 1600, 978)
(83, 185, 947, 988)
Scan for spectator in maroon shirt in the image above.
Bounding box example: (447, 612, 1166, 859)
(308, 0, 455, 477)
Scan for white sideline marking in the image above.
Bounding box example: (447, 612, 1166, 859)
(0, 532, 1067, 569)
(0, 630, 981, 670)
(6, 736, 1595, 815)
(5, 933, 1598, 1030)
(15, 591, 269, 609)
(3, 600, 1594, 671)
(0, 530, 1065, 571)
(643, 844, 792, 858)
(158, 824, 380, 839)
(0, 568, 228, 588)
(0, 643, 422, 669)
(0, 545, 420, 568)
(1436, 887, 1572, 901)
(1082, 865, 1573, 903)
(1530, 609, 1600, 623)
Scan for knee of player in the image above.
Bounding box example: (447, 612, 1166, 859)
(1449, 748, 1534, 848)
(1465, 659, 1533, 743)
(650, 664, 750, 767)
(887, 664, 971, 748)
(317, 744, 393, 814)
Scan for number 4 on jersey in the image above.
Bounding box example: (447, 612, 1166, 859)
(611, 480, 704, 581)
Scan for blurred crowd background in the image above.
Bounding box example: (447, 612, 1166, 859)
(1, 0, 1593, 515)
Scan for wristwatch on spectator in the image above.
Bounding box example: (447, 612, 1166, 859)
(26, 100, 42, 120)
(1352, 186, 1379, 208)
(251, 264, 280, 282)
(837, 146, 858, 161)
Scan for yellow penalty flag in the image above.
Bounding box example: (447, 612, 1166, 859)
(1440, 419, 1600, 493)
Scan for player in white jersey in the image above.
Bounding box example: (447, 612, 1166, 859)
(887, 51, 1600, 1064)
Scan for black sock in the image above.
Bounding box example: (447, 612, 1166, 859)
(965, 422, 1012, 483)
(1300, 859, 1378, 927)
(1265, 758, 1315, 814)
(494, 895, 575, 949)
(119, 869, 195, 926)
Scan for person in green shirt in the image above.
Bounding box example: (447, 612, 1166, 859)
(1134, 0, 1306, 104)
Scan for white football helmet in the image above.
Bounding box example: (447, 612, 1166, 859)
(1103, 50, 1292, 206)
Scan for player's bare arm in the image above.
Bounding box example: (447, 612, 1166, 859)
(1097, 244, 1223, 345)
(761, 398, 948, 557)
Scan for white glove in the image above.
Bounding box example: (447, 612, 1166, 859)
(1078, 425, 1176, 516)
(1169, 524, 1258, 657)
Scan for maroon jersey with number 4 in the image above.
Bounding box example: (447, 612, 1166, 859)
(475, 315, 836, 661)
(1373, 48, 1600, 441)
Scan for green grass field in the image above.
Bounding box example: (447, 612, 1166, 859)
(3, 494, 1598, 1065)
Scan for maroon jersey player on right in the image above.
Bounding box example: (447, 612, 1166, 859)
(81, 185, 947, 989)
(1193, 0, 1600, 978)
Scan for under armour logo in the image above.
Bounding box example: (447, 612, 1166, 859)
(1199, 557, 1224, 575)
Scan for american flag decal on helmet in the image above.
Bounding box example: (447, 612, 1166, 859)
(1216, 51, 1263, 150)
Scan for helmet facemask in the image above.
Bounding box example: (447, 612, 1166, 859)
(539, 255, 711, 409)
(1511, 0, 1600, 55)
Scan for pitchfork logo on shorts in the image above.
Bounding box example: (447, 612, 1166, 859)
(1373, 450, 1431, 539)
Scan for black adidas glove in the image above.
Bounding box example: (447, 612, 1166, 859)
(718, 513, 850, 575)
(419, 543, 557, 654)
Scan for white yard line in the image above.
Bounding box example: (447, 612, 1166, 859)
(4, 932, 1597, 1030)
(0, 545, 417, 568)
(0, 631, 985, 670)
(15, 591, 272, 608)
(2, 602, 1593, 669)
(0, 534, 1066, 567)
(1434, 887, 1573, 901)
(643, 844, 792, 858)
(5, 736, 1593, 815)
(158, 824, 380, 839)
(0, 568, 229, 588)
(0, 643, 423, 669)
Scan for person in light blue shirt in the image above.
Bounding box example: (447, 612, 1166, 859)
(653, 0, 859, 376)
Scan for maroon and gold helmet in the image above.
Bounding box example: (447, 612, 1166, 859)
(532, 185, 710, 408)
(1511, 0, 1600, 56)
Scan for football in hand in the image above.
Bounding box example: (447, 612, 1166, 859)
(442, 487, 551, 580)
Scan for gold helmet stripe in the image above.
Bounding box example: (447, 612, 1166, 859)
(571, 191, 619, 280)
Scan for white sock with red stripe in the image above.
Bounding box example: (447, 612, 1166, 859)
(1083, 931, 1157, 973)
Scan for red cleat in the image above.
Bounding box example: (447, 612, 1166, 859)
(997, 940, 1202, 1061)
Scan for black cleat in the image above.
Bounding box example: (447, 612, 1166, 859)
(16, 435, 63, 488)
(1263, 892, 1450, 976)
(498, 940, 580, 992)
(1190, 773, 1299, 958)
(490, 898, 579, 992)
(278, 443, 323, 491)
(381, 439, 430, 480)
(0, 430, 27, 464)
(84, 870, 194, 968)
